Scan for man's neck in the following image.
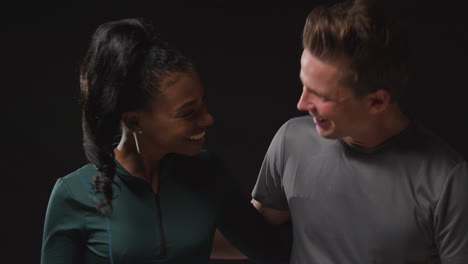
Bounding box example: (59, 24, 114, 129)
(345, 106, 410, 148)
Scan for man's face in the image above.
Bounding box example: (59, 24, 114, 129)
(297, 49, 371, 139)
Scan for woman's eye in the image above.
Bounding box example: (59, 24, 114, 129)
(178, 101, 207, 119)
(179, 110, 195, 119)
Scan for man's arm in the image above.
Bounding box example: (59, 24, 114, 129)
(434, 161, 468, 263)
(251, 199, 290, 226)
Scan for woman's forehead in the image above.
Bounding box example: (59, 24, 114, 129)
(155, 71, 204, 109)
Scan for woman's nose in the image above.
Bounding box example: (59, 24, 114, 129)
(198, 106, 214, 127)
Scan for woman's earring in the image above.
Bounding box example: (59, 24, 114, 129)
(133, 130, 141, 154)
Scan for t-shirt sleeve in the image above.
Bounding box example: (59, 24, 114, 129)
(251, 121, 289, 210)
(41, 178, 85, 264)
(434, 161, 468, 264)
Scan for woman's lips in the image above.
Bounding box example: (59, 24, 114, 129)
(187, 131, 206, 144)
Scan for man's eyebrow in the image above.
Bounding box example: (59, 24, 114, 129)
(299, 74, 325, 97)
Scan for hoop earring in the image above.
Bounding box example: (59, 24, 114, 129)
(132, 130, 141, 154)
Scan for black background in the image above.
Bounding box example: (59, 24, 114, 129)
(3, 1, 467, 263)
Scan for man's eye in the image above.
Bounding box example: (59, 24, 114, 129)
(318, 95, 330, 101)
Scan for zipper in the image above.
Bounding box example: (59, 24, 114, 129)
(154, 192, 167, 257)
(153, 155, 172, 259)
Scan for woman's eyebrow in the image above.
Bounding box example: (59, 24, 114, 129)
(175, 100, 197, 112)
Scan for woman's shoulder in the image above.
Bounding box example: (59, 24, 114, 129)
(61, 163, 97, 187)
(170, 150, 226, 187)
(176, 149, 216, 160)
(51, 164, 99, 205)
(172, 150, 222, 169)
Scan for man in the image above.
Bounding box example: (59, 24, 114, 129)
(251, 1, 468, 263)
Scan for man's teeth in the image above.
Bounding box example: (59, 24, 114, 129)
(317, 117, 327, 121)
(189, 131, 205, 140)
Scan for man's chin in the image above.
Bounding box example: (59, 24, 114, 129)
(316, 126, 339, 140)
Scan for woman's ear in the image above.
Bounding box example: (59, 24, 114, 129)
(366, 89, 391, 115)
(121, 112, 140, 131)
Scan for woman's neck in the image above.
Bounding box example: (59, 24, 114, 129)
(114, 133, 164, 191)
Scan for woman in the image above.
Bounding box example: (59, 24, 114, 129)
(41, 19, 290, 264)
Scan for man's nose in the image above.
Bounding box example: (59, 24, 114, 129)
(297, 89, 316, 112)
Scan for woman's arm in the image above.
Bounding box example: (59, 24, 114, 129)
(41, 179, 85, 264)
(210, 229, 248, 260)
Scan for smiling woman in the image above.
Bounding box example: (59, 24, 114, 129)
(40, 18, 290, 264)
(121, 70, 213, 167)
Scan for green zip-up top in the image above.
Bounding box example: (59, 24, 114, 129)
(41, 151, 290, 264)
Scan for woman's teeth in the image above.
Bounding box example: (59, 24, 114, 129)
(188, 131, 205, 140)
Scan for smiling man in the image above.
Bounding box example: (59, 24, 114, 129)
(252, 1, 468, 263)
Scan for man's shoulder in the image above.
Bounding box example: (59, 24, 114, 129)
(280, 115, 317, 138)
(411, 123, 465, 166)
(285, 115, 315, 128)
(275, 115, 333, 156)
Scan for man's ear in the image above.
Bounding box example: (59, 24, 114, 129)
(366, 89, 391, 115)
(121, 112, 140, 131)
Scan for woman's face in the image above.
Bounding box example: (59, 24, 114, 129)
(137, 70, 214, 157)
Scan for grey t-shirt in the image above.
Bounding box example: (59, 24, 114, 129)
(252, 116, 468, 264)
